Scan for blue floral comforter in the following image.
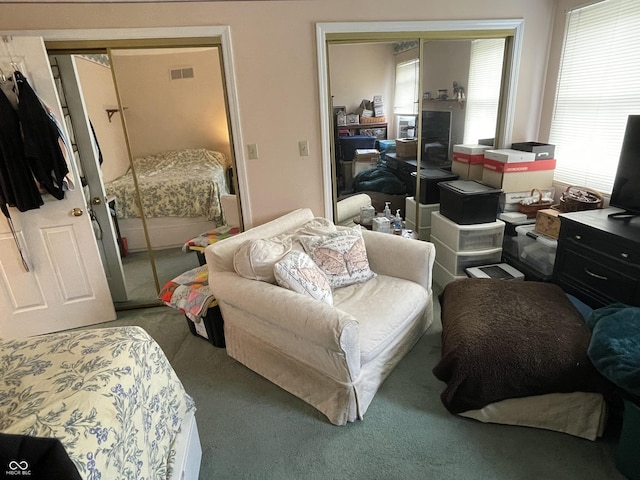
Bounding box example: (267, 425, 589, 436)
(0, 326, 195, 480)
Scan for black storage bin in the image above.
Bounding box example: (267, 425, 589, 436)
(411, 168, 459, 204)
(439, 180, 502, 225)
(186, 301, 225, 348)
(339, 135, 376, 161)
(511, 141, 555, 160)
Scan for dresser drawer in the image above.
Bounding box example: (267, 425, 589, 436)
(562, 222, 640, 266)
(557, 248, 640, 306)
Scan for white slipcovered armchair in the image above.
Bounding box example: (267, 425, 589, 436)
(205, 208, 435, 425)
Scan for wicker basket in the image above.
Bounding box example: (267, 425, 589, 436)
(360, 116, 386, 124)
(558, 186, 603, 213)
(518, 189, 554, 218)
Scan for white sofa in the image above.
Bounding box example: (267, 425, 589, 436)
(204, 208, 435, 425)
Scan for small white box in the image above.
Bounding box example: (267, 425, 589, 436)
(346, 114, 360, 125)
(431, 235, 503, 276)
(431, 211, 505, 252)
(372, 216, 390, 233)
(374, 106, 385, 117)
(453, 144, 492, 155)
(465, 263, 525, 280)
(484, 148, 536, 163)
(373, 95, 383, 105)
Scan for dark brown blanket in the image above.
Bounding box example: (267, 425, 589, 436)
(433, 279, 610, 414)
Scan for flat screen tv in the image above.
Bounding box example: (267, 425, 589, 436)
(421, 110, 452, 166)
(610, 115, 640, 218)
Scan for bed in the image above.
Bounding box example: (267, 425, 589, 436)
(433, 278, 615, 440)
(0, 326, 201, 480)
(105, 148, 230, 251)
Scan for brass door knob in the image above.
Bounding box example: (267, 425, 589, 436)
(71, 208, 84, 217)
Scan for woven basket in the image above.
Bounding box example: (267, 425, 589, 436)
(360, 116, 386, 124)
(518, 189, 554, 218)
(558, 186, 603, 213)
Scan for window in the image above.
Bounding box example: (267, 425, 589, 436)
(463, 39, 505, 144)
(549, 0, 640, 193)
(393, 58, 419, 115)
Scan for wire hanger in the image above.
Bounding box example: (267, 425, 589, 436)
(0, 67, 6, 83)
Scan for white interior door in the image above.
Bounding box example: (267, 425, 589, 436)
(0, 36, 116, 339)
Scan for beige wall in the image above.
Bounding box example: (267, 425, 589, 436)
(75, 57, 130, 183)
(0, 0, 556, 226)
(111, 48, 230, 160)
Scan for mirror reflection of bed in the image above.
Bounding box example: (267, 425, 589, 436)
(72, 46, 240, 306)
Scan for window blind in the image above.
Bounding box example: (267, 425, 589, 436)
(463, 39, 505, 144)
(394, 59, 419, 115)
(549, 0, 640, 193)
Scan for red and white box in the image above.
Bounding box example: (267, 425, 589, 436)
(482, 158, 556, 192)
(484, 148, 536, 163)
(452, 144, 491, 180)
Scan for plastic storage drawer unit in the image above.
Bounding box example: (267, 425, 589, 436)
(431, 235, 503, 276)
(438, 180, 502, 225)
(432, 260, 467, 289)
(431, 211, 505, 252)
(514, 224, 558, 276)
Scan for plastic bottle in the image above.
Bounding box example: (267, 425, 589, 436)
(393, 209, 403, 231)
(383, 202, 392, 220)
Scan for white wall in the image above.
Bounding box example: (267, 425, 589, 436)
(0, 0, 556, 226)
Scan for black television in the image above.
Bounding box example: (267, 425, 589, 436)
(421, 110, 452, 167)
(609, 115, 640, 218)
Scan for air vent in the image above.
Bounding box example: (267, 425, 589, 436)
(170, 67, 194, 80)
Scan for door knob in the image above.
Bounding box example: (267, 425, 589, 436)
(92, 197, 103, 205)
(71, 208, 84, 217)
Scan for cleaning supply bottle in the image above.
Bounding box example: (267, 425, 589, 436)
(384, 202, 392, 220)
(393, 209, 403, 232)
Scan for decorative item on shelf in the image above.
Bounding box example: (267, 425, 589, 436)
(437, 89, 448, 100)
(518, 188, 554, 218)
(453, 81, 466, 106)
(558, 186, 603, 212)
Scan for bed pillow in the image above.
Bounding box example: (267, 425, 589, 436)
(302, 229, 376, 289)
(274, 251, 333, 305)
(233, 238, 291, 283)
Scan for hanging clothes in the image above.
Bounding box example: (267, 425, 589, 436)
(0, 79, 44, 213)
(14, 70, 69, 200)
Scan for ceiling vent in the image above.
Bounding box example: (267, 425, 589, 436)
(170, 67, 194, 80)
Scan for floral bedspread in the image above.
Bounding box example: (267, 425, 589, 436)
(0, 326, 195, 480)
(106, 148, 229, 222)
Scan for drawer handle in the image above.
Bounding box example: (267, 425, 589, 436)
(574, 235, 582, 240)
(620, 252, 629, 259)
(584, 268, 608, 281)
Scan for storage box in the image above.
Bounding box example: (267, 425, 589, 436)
(396, 138, 418, 158)
(432, 259, 467, 289)
(482, 158, 556, 192)
(431, 211, 505, 252)
(373, 95, 383, 105)
(374, 106, 385, 117)
(514, 224, 558, 276)
(354, 149, 379, 163)
(411, 168, 459, 204)
(372, 216, 391, 233)
(438, 180, 502, 225)
(451, 145, 489, 181)
(535, 208, 561, 239)
(616, 400, 640, 480)
(346, 114, 360, 125)
(405, 197, 439, 226)
(186, 301, 225, 348)
(405, 219, 431, 241)
(484, 148, 536, 163)
(511, 141, 555, 160)
(431, 235, 503, 276)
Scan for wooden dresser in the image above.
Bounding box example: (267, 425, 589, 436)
(553, 208, 640, 308)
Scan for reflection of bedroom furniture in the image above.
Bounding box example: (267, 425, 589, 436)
(0, 326, 201, 480)
(204, 208, 435, 425)
(434, 278, 612, 440)
(338, 121, 387, 139)
(337, 135, 377, 193)
(107, 195, 126, 256)
(105, 148, 230, 251)
(553, 208, 640, 308)
(384, 153, 457, 202)
(335, 193, 372, 227)
(421, 110, 452, 167)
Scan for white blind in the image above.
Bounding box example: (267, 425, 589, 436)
(549, 0, 640, 193)
(463, 39, 505, 144)
(394, 59, 419, 115)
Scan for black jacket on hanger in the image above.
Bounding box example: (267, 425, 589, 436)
(14, 70, 69, 201)
(0, 82, 44, 215)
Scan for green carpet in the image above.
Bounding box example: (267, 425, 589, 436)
(103, 296, 626, 480)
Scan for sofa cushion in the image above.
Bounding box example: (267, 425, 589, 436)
(303, 229, 376, 289)
(333, 274, 428, 363)
(274, 250, 333, 305)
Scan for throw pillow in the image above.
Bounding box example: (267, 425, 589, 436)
(274, 250, 333, 305)
(233, 238, 292, 283)
(303, 229, 376, 289)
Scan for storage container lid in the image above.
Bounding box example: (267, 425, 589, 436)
(411, 168, 459, 180)
(439, 180, 502, 195)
